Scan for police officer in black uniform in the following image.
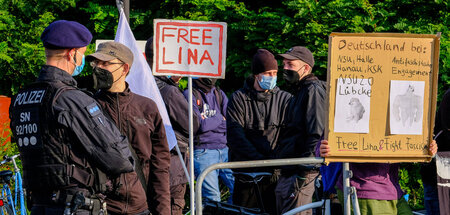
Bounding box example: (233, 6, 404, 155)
(9, 20, 134, 215)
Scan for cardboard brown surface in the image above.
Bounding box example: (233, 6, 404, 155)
(325, 33, 440, 163)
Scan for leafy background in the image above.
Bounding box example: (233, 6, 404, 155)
(1, 0, 449, 210)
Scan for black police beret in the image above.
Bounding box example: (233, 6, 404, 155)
(41, 20, 93, 49)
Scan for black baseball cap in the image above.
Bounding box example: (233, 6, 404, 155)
(278, 46, 314, 68)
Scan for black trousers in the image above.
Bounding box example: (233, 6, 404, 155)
(232, 175, 277, 215)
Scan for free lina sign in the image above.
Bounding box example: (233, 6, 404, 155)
(153, 19, 227, 78)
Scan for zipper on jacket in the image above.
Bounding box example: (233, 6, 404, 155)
(116, 93, 122, 132)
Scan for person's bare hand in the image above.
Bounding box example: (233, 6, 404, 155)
(429, 140, 438, 156)
(320, 140, 331, 157)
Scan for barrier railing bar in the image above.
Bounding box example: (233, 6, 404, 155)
(195, 157, 325, 215)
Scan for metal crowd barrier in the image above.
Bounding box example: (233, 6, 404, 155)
(195, 157, 325, 215)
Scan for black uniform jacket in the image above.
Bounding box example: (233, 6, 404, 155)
(155, 76, 200, 150)
(39, 65, 134, 176)
(276, 74, 326, 173)
(227, 76, 292, 167)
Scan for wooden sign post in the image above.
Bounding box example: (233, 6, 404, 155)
(325, 33, 440, 163)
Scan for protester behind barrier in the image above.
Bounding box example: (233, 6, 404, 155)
(275, 46, 326, 215)
(227, 49, 291, 214)
(184, 78, 234, 204)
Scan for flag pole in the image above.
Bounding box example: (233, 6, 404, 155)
(188, 76, 195, 215)
(123, 0, 130, 23)
(175, 140, 191, 183)
(115, 0, 190, 207)
(116, 0, 129, 22)
(115, 0, 123, 14)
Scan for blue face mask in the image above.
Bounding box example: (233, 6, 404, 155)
(258, 75, 277, 90)
(72, 53, 85, 77)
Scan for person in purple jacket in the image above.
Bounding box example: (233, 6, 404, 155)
(319, 139, 438, 215)
(183, 78, 234, 203)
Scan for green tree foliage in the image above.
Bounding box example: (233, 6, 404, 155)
(1, 0, 449, 210)
(1, 0, 448, 96)
(399, 163, 425, 210)
(144, 0, 449, 95)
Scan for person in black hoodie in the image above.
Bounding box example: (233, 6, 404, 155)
(275, 46, 326, 215)
(227, 49, 292, 214)
(146, 37, 200, 215)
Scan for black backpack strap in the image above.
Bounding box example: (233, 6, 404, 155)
(214, 88, 223, 111)
(193, 87, 223, 111)
(99, 105, 148, 194)
(50, 83, 76, 116)
(192, 88, 204, 111)
(128, 142, 148, 194)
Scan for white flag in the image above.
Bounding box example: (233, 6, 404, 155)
(115, 9, 177, 150)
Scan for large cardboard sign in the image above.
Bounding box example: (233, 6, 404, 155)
(153, 19, 227, 78)
(326, 33, 440, 163)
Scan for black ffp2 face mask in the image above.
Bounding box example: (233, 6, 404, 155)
(92, 67, 114, 90)
(283, 69, 300, 84)
(283, 65, 307, 84)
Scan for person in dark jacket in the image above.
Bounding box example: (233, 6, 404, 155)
(227, 49, 292, 214)
(155, 75, 196, 214)
(146, 36, 198, 214)
(421, 88, 450, 215)
(9, 20, 134, 215)
(275, 46, 326, 215)
(88, 41, 170, 215)
(183, 78, 234, 203)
